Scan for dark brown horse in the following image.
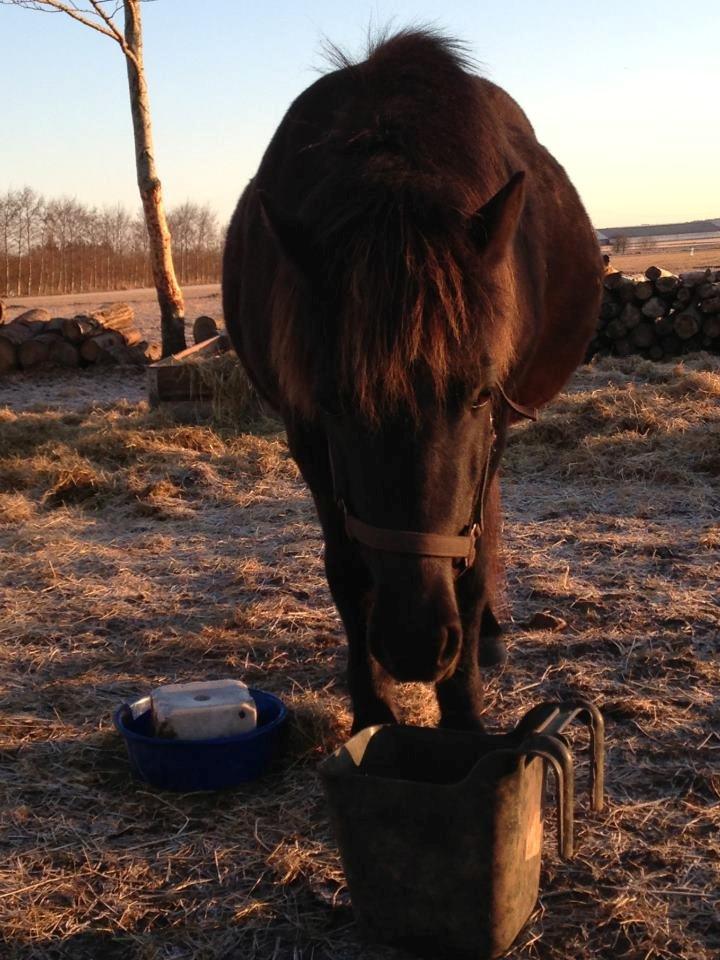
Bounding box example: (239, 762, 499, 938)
(223, 30, 603, 732)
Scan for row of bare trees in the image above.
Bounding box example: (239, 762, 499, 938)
(0, 188, 223, 298)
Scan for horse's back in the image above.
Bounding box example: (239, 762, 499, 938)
(223, 39, 602, 413)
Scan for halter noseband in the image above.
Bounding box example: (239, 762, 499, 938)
(326, 386, 537, 577)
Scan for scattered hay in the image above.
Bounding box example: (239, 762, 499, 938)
(0, 492, 35, 525)
(0, 355, 719, 959)
(506, 355, 720, 484)
(42, 457, 112, 508)
(187, 351, 279, 429)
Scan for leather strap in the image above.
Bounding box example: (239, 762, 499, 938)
(344, 511, 480, 565)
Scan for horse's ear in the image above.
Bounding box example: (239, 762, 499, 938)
(469, 171, 526, 265)
(257, 189, 316, 278)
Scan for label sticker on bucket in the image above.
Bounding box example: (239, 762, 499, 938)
(525, 805, 543, 861)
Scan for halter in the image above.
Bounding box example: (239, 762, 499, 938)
(326, 386, 537, 577)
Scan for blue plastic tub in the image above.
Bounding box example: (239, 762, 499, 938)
(114, 688, 288, 792)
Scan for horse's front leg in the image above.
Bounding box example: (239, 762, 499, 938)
(435, 600, 487, 730)
(323, 528, 398, 734)
(286, 419, 397, 734)
(436, 476, 505, 730)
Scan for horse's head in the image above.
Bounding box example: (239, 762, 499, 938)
(322, 386, 499, 681)
(260, 171, 525, 682)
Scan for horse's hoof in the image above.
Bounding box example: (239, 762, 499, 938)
(478, 635, 507, 667)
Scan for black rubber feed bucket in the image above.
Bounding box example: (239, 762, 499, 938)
(320, 699, 604, 960)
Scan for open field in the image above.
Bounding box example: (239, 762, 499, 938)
(0, 354, 719, 959)
(610, 245, 720, 277)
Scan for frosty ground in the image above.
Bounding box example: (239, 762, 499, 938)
(0, 328, 718, 959)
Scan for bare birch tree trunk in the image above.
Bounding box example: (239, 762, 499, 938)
(123, 0, 186, 354)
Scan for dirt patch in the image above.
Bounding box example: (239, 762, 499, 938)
(0, 355, 718, 959)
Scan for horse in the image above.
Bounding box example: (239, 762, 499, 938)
(223, 29, 603, 733)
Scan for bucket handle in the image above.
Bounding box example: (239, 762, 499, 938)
(515, 699, 604, 813)
(523, 733, 575, 861)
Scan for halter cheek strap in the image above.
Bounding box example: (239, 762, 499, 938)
(327, 386, 536, 575)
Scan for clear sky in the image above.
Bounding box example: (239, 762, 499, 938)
(2, 0, 719, 228)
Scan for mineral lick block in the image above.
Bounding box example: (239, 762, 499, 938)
(151, 679, 257, 740)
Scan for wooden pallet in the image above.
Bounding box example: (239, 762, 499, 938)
(147, 335, 231, 414)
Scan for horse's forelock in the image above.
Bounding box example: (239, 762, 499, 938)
(270, 214, 516, 423)
(268, 29, 516, 422)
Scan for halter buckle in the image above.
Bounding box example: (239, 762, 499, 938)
(453, 522, 481, 577)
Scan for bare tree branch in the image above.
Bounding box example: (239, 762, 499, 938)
(0, 0, 141, 67)
(88, 0, 124, 45)
(0, 0, 118, 41)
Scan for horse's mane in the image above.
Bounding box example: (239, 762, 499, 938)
(269, 29, 517, 422)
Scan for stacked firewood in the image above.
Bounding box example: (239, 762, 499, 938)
(589, 266, 720, 360)
(0, 303, 159, 375)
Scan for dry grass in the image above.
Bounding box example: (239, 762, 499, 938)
(1, 355, 719, 959)
(611, 247, 720, 276)
(186, 352, 273, 429)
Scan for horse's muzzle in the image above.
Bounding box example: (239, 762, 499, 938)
(368, 610, 462, 683)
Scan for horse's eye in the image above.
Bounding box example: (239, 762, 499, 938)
(471, 391, 492, 410)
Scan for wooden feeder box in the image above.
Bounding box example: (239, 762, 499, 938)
(147, 334, 231, 416)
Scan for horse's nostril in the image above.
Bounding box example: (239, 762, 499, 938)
(438, 623, 462, 672)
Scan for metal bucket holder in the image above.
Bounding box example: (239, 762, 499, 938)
(514, 697, 606, 815)
(319, 698, 605, 960)
(522, 732, 575, 860)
